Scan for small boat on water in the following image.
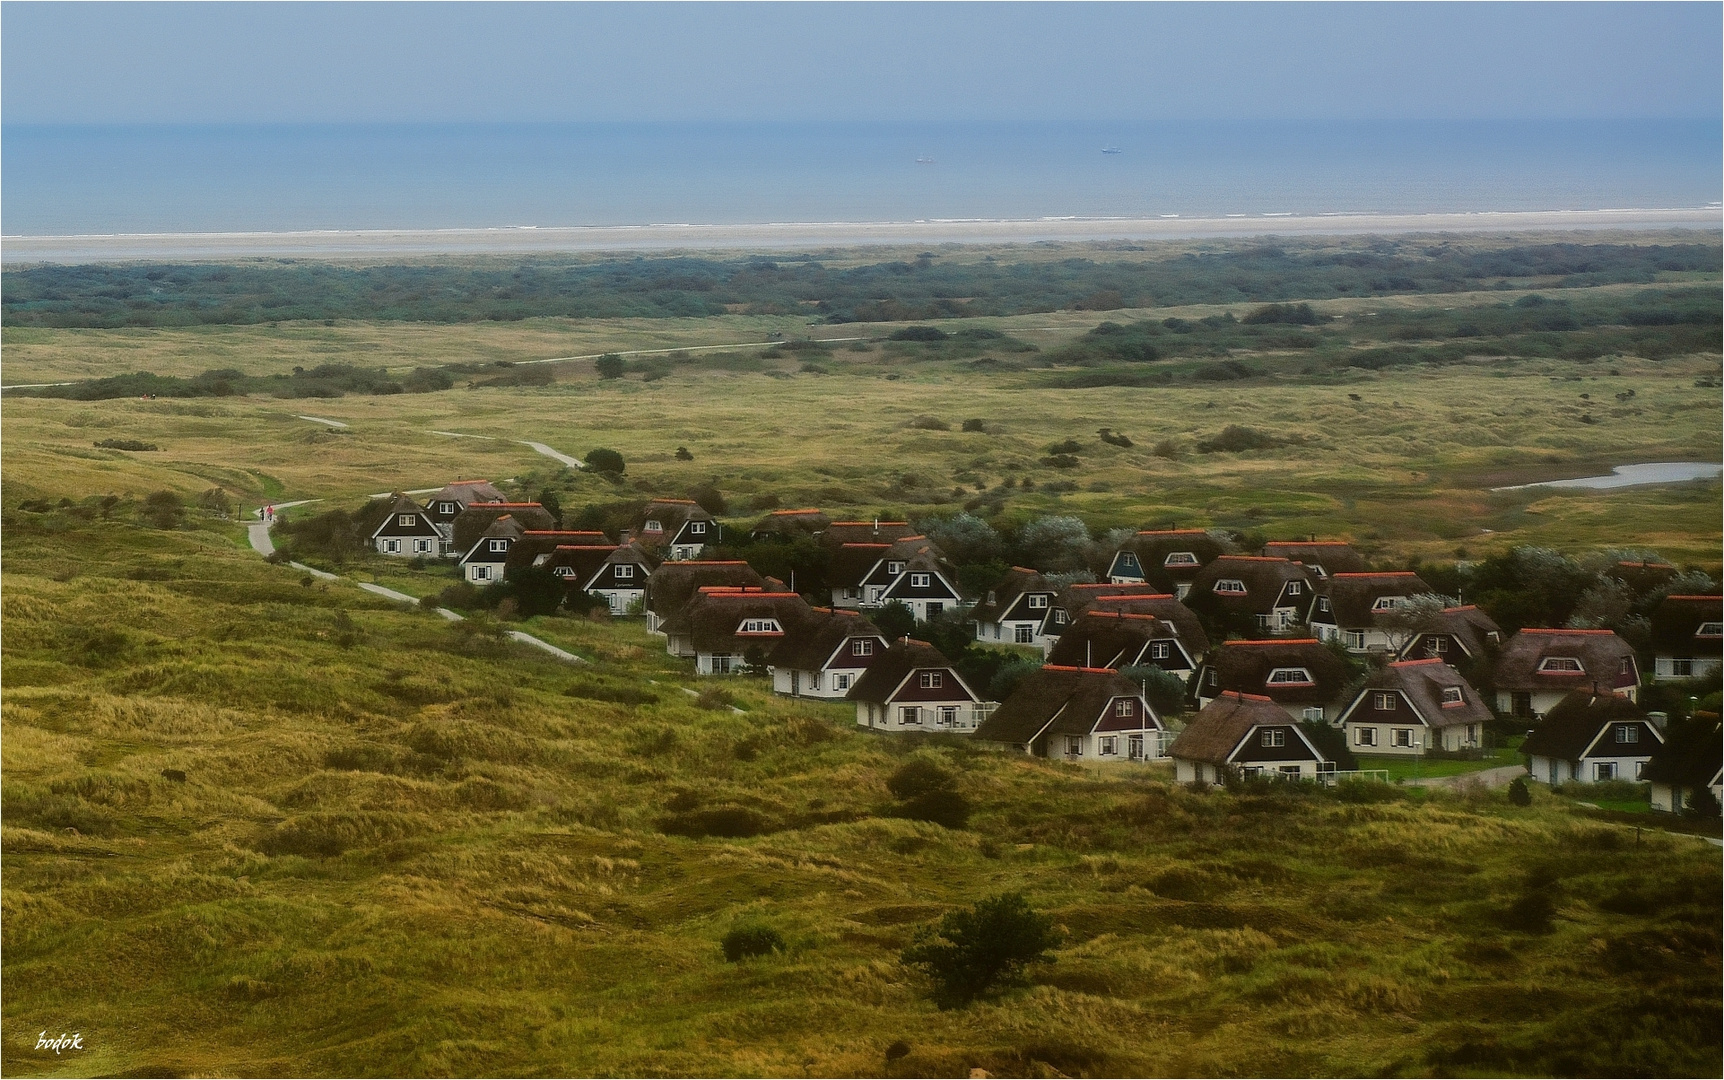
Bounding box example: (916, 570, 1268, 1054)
(1101, 146, 1123, 155)
(915, 156, 936, 164)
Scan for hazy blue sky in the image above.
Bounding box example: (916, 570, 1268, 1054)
(4, 2, 1718, 125)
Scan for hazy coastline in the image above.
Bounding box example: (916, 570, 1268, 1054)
(4, 207, 1719, 263)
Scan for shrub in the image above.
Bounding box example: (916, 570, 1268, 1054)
(196, 487, 233, 518)
(141, 490, 184, 529)
(1151, 439, 1182, 459)
(961, 418, 987, 432)
(1118, 666, 1190, 716)
(675, 446, 694, 461)
(695, 687, 735, 711)
(890, 326, 947, 341)
(910, 415, 950, 431)
(1046, 439, 1083, 455)
(659, 805, 769, 838)
(585, 448, 625, 475)
(1241, 302, 1319, 325)
(897, 788, 971, 829)
(887, 759, 955, 800)
(1196, 425, 1284, 453)
(685, 483, 726, 515)
(721, 925, 785, 962)
(900, 892, 1062, 1008)
(1508, 777, 1533, 806)
(594, 354, 625, 379)
(873, 601, 917, 642)
(1041, 454, 1079, 469)
(1098, 429, 1134, 448)
(95, 438, 158, 451)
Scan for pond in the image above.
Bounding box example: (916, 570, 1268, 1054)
(1492, 462, 1723, 491)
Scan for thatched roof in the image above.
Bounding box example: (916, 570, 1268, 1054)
(1208, 639, 1353, 705)
(1642, 719, 1722, 788)
(1186, 556, 1311, 617)
(1169, 692, 1308, 765)
(1046, 611, 1185, 669)
(749, 508, 831, 540)
(660, 589, 814, 653)
(645, 560, 766, 617)
(767, 608, 887, 671)
(533, 544, 619, 586)
(504, 531, 612, 574)
(1651, 595, 1723, 658)
(1401, 605, 1501, 660)
(1261, 541, 1367, 577)
(453, 502, 555, 552)
(1341, 658, 1491, 728)
(1312, 572, 1432, 627)
(847, 637, 977, 704)
(974, 666, 1155, 746)
(972, 567, 1051, 624)
(820, 521, 917, 548)
(1521, 690, 1656, 761)
(427, 480, 507, 513)
(1495, 629, 1638, 693)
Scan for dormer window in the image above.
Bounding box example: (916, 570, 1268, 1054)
(1119, 553, 1142, 569)
(614, 564, 634, 580)
(888, 561, 905, 575)
(919, 671, 944, 689)
(1372, 692, 1397, 710)
(1114, 700, 1133, 716)
(1286, 580, 1303, 596)
(398, 514, 416, 527)
(1615, 725, 1639, 744)
(738, 618, 783, 634)
(688, 521, 707, 535)
(910, 573, 931, 588)
(1538, 657, 1583, 672)
(644, 519, 663, 533)
(488, 538, 509, 553)
(439, 502, 455, 514)
(1165, 552, 1199, 567)
(987, 591, 997, 605)
(1053, 610, 1068, 625)
(1260, 729, 1286, 748)
(852, 639, 874, 657)
(1619, 657, 1632, 675)
(1316, 597, 1332, 614)
(1309, 565, 1328, 579)
(1372, 596, 1404, 611)
(1268, 667, 1314, 685)
(553, 566, 574, 578)
(1699, 621, 1723, 638)
(1151, 641, 1172, 660)
(1027, 594, 1049, 609)
(1214, 579, 1248, 595)
(1441, 687, 1463, 705)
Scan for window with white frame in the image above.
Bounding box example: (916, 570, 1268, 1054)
(888, 561, 904, 575)
(553, 566, 574, 578)
(1151, 641, 1172, 660)
(1672, 658, 1695, 676)
(488, 538, 509, 553)
(1635, 760, 1646, 779)
(1165, 552, 1199, 566)
(1441, 686, 1463, 705)
(1595, 761, 1617, 781)
(1538, 656, 1583, 672)
(1286, 580, 1303, 596)
(472, 565, 492, 581)
(909, 573, 931, 589)
(919, 671, 943, 689)
(808, 671, 822, 690)
(1099, 736, 1118, 756)
(439, 502, 455, 515)
(643, 519, 662, 533)
(739, 619, 783, 634)
(1356, 727, 1377, 746)
(852, 639, 874, 657)
(938, 706, 958, 727)
(383, 539, 400, 553)
(414, 539, 431, 553)
(1014, 625, 1034, 644)
(1027, 594, 1048, 609)
(614, 564, 634, 580)
(1054, 610, 1068, 625)
(1279, 765, 1303, 778)
(1260, 729, 1286, 748)
(1372, 595, 1404, 611)
(986, 591, 997, 605)
(1269, 668, 1315, 685)
(398, 514, 416, 527)
(1114, 700, 1133, 717)
(1316, 596, 1332, 614)
(1619, 657, 1632, 675)
(1699, 621, 1723, 637)
(688, 521, 706, 535)
(1128, 734, 1144, 759)
(1344, 631, 1367, 649)
(1065, 735, 1083, 757)
(1303, 707, 1325, 722)
(1214, 579, 1248, 594)
(834, 673, 851, 690)
(1393, 728, 1414, 747)
(1615, 725, 1639, 744)
(900, 707, 920, 725)
(1430, 636, 1449, 654)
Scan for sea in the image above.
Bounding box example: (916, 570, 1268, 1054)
(3, 120, 1719, 236)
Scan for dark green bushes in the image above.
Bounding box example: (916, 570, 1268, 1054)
(901, 892, 1061, 1007)
(721, 925, 785, 961)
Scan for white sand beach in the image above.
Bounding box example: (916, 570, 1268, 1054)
(3, 207, 1718, 263)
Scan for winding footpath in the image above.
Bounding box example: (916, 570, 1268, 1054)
(247, 507, 586, 665)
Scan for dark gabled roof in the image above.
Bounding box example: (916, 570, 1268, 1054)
(1209, 639, 1353, 704)
(749, 508, 831, 539)
(534, 544, 619, 584)
(369, 493, 432, 538)
(596, 540, 659, 572)
(1494, 629, 1638, 693)
(1343, 658, 1491, 729)
(820, 521, 917, 548)
(1261, 541, 1367, 576)
(1651, 595, 1723, 656)
(662, 589, 814, 653)
(1520, 690, 1657, 761)
(460, 513, 528, 562)
(1170, 692, 1318, 765)
(1113, 529, 1230, 587)
(645, 560, 767, 615)
(1401, 605, 1502, 659)
(766, 607, 886, 671)
(453, 502, 556, 552)
(829, 543, 893, 587)
(974, 666, 1154, 745)
(1046, 611, 1184, 669)
(1082, 594, 1209, 655)
(633, 498, 715, 540)
(861, 537, 955, 588)
(972, 567, 1051, 624)
(1641, 719, 1723, 787)
(427, 479, 507, 510)
(882, 548, 960, 599)
(847, 637, 977, 704)
(1313, 572, 1433, 627)
(1186, 556, 1312, 617)
(504, 531, 612, 573)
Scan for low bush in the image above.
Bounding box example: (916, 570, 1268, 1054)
(585, 448, 626, 475)
(721, 924, 786, 962)
(659, 805, 770, 838)
(94, 438, 159, 451)
(910, 415, 950, 431)
(887, 759, 954, 800)
(896, 788, 971, 829)
(1196, 425, 1285, 453)
(890, 326, 948, 341)
(961, 418, 986, 432)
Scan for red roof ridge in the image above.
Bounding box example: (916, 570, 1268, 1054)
(1390, 658, 1445, 668)
(1010, 565, 1039, 573)
(767, 508, 824, 515)
(1218, 690, 1276, 703)
(552, 544, 619, 551)
(674, 560, 749, 565)
(1095, 593, 1175, 602)
(1667, 594, 1723, 601)
(704, 592, 801, 600)
(524, 530, 606, 536)
(470, 502, 544, 508)
(830, 520, 909, 526)
(902, 637, 933, 647)
(447, 479, 492, 486)
(1214, 555, 1295, 563)
(1267, 540, 1351, 546)
(1330, 571, 1417, 578)
(1088, 611, 1160, 621)
(648, 498, 699, 504)
(1520, 628, 1618, 636)
(1042, 664, 1120, 674)
(1442, 604, 1478, 612)
(840, 543, 891, 550)
(1224, 638, 1321, 646)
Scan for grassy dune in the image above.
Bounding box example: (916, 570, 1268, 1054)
(3, 511, 1720, 1077)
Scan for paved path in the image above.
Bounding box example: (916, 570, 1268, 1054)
(245, 500, 318, 556)
(296, 415, 349, 429)
(1418, 764, 1526, 790)
(517, 441, 584, 469)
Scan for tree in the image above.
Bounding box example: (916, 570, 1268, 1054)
(900, 892, 1061, 1008)
(1507, 776, 1532, 807)
(585, 448, 625, 476)
(1118, 665, 1190, 716)
(688, 483, 727, 516)
(594, 353, 625, 379)
(1375, 592, 1454, 655)
(535, 488, 563, 527)
(918, 512, 1002, 565)
(1016, 515, 1091, 572)
(142, 490, 184, 529)
(874, 601, 916, 643)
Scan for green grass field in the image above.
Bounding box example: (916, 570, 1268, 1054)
(2, 508, 1720, 1077)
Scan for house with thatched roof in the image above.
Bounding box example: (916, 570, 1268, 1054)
(505, 531, 612, 575)
(1184, 555, 1314, 637)
(1644, 717, 1722, 813)
(1168, 691, 1334, 784)
(847, 637, 992, 733)
(1337, 658, 1493, 755)
(820, 520, 918, 549)
(971, 567, 1057, 648)
(1045, 608, 1202, 678)
(1397, 605, 1502, 664)
(749, 507, 831, 542)
(1494, 628, 1640, 719)
(458, 514, 531, 584)
(643, 560, 768, 634)
(534, 544, 619, 594)
(767, 607, 889, 699)
(424, 479, 509, 555)
(452, 502, 557, 556)
(581, 542, 660, 615)
(630, 498, 722, 561)
(660, 587, 814, 675)
(1104, 529, 1229, 597)
(1261, 540, 1367, 579)
(1520, 690, 1664, 785)
(1195, 638, 1355, 723)
(1649, 595, 1722, 682)
(370, 493, 442, 558)
(1307, 571, 1434, 653)
(973, 665, 1163, 761)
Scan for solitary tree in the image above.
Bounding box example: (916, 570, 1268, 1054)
(594, 354, 626, 379)
(585, 448, 626, 476)
(900, 892, 1061, 1008)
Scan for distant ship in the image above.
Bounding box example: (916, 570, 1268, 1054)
(1101, 146, 1123, 155)
(915, 156, 936, 164)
